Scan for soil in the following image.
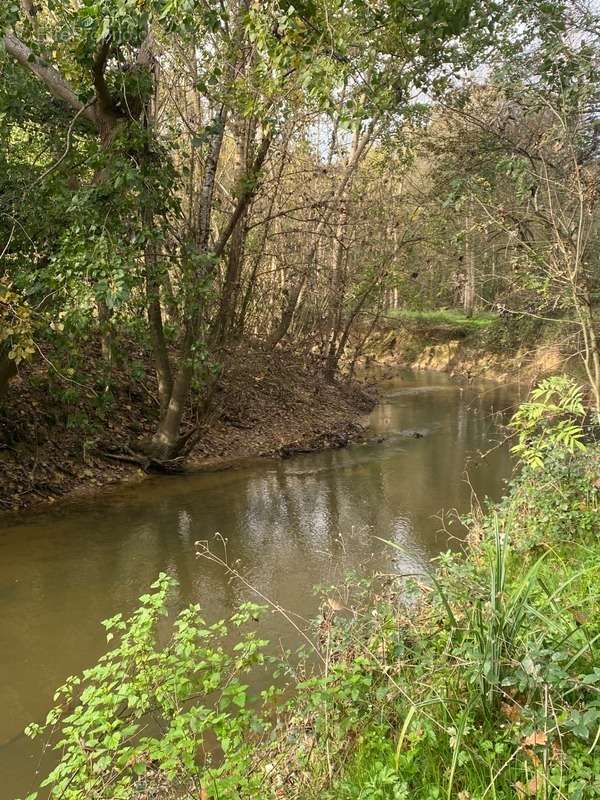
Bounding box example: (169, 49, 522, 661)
(0, 343, 377, 514)
(357, 322, 569, 386)
(402, 339, 564, 383)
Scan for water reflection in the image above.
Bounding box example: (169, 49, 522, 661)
(0, 371, 518, 798)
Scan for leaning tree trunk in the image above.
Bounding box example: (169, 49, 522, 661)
(147, 122, 273, 460)
(212, 116, 252, 346)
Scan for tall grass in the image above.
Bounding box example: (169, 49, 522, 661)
(292, 448, 600, 800)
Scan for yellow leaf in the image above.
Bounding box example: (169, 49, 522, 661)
(524, 748, 542, 768)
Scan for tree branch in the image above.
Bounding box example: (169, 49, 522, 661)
(213, 130, 273, 257)
(3, 31, 98, 126)
(92, 37, 116, 116)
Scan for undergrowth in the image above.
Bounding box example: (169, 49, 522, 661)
(20, 380, 600, 800)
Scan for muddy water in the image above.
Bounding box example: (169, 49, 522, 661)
(0, 371, 519, 798)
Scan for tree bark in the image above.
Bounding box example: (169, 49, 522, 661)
(145, 248, 173, 415)
(213, 117, 252, 345)
(463, 209, 476, 317)
(0, 343, 17, 398)
(146, 109, 226, 457)
(96, 298, 114, 368)
(148, 120, 273, 457)
(323, 124, 362, 380)
(3, 32, 98, 125)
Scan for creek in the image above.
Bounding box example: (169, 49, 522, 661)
(0, 370, 519, 798)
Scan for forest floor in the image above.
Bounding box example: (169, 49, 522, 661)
(0, 343, 376, 513)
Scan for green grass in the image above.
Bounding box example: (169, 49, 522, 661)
(388, 307, 498, 330)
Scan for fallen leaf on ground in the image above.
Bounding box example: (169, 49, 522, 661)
(572, 610, 588, 625)
(524, 748, 542, 768)
(522, 730, 547, 747)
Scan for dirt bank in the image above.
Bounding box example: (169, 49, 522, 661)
(407, 338, 564, 382)
(0, 344, 376, 513)
(358, 318, 569, 385)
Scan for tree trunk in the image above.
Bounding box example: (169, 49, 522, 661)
(323, 124, 361, 380)
(216, 215, 247, 344)
(463, 211, 475, 318)
(574, 290, 600, 422)
(323, 206, 348, 379)
(97, 298, 114, 368)
(147, 117, 272, 459)
(145, 249, 173, 415)
(147, 113, 226, 459)
(236, 131, 290, 337)
(268, 272, 308, 349)
(0, 343, 17, 397)
(149, 349, 193, 459)
(213, 117, 251, 345)
(326, 278, 376, 381)
(94, 114, 127, 371)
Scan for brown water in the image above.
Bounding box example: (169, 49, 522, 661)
(0, 371, 519, 799)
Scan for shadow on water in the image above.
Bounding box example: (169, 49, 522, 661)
(0, 370, 520, 798)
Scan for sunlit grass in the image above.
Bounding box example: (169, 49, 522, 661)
(389, 307, 498, 329)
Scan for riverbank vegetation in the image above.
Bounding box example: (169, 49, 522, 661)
(21, 380, 599, 799)
(2, 0, 600, 509)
